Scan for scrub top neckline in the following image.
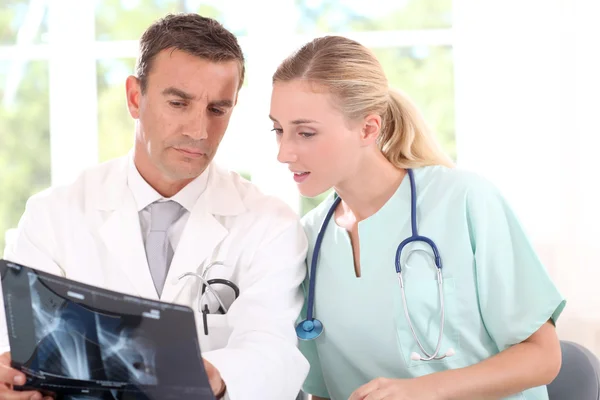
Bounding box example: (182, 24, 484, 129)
(331, 168, 412, 231)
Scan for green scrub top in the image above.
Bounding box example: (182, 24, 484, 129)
(299, 166, 565, 400)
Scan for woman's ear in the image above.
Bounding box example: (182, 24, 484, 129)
(360, 114, 382, 145)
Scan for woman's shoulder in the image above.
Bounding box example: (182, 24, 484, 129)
(416, 164, 502, 205)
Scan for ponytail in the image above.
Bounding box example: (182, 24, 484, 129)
(379, 89, 454, 169)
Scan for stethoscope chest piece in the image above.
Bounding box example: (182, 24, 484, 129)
(296, 318, 324, 340)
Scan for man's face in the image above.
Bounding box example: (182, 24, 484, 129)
(127, 48, 240, 184)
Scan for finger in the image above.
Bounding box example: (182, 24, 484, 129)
(202, 359, 223, 394)
(349, 380, 380, 400)
(364, 389, 392, 400)
(0, 355, 26, 387)
(0, 386, 44, 400)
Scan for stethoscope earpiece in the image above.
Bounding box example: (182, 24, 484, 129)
(410, 347, 455, 361)
(295, 318, 324, 341)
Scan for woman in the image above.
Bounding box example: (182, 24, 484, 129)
(269, 36, 565, 400)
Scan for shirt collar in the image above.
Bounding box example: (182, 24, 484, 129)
(127, 156, 209, 212)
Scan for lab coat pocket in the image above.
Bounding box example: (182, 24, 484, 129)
(392, 277, 462, 368)
(197, 314, 231, 351)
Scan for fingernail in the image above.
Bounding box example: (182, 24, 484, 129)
(13, 374, 25, 385)
(29, 393, 42, 400)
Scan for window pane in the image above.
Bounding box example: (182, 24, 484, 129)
(0, 0, 49, 45)
(0, 60, 51, 251)
(294, 0, 452, 33)
(97, 58, 136, 162)
(95, 0, 244, 41)
(376, 45, 455, 159)
(300, 45, 455, 216)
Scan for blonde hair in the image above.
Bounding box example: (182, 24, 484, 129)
(273, 36, 453, 169)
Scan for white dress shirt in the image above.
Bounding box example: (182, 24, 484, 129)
(127, 158, 208, 254)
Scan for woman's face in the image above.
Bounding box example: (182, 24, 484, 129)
(269, 80, 366, 198)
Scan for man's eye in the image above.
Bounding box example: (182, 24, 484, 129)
(209, 107, 225, 115)
(169, 101, 186, 108)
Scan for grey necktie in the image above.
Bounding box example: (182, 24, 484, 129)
(145, 200, 182, 297)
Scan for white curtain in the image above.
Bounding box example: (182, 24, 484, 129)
(453, 0, 600, 354)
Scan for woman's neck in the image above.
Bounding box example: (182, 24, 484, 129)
(334, 152, 406, 222)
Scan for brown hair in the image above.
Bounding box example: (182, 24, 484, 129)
(273, 35, 453, 168)
(136, 13, 245, 93)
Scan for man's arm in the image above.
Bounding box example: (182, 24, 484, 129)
(1, 194, 63, 399)
(2, 194, 64, 355)
(3, 192, 63, 274)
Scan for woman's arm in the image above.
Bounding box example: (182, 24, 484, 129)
(422, 320, 561, 399)
(350, 321, 561, 400)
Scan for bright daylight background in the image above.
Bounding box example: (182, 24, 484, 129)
(1, 0, 599, 356)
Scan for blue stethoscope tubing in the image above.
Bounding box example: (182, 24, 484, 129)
(295, 169, 454, 361)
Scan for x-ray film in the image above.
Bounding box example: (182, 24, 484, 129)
(0, 260, 214, 400)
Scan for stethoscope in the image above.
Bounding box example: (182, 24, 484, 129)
(178, 261, 239, 335)
(295, 169, 455, 361)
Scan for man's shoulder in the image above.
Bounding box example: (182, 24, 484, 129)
(210, 165, 300, 224)
(26, 157, 126, 210)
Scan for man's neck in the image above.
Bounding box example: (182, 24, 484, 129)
(133, 155, 194, 198)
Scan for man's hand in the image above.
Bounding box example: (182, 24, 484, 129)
(203, 358, 226, 398)
(0, 352, 51, 400)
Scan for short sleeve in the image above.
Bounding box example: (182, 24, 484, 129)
(466, 181, 566, 351)
(298, 268, 330, 398)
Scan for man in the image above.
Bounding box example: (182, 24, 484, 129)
(0, 13, 308, 400)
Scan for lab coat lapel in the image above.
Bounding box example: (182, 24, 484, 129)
(159, 200, 227, 302)
(160, 165, 246, 303)
(96, 157, 159, 301)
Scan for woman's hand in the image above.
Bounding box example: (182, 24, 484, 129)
(349, 377, 439, 400)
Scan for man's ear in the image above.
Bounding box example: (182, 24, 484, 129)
(360, 114, 382, 146)
(126, 75, 142, 119)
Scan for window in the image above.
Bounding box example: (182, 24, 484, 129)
(97, 58, 135, 161)
(0, 60, 51, 251)
(1, 0, 49, 45)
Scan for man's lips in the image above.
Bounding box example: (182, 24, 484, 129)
(175, 147, 205, 157)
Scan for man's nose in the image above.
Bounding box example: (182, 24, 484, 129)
(185, 113, 208, 140)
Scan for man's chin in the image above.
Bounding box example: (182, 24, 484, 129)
(161, 159, 208, 181)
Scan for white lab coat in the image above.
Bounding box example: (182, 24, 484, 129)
(1, 156, 309, 399)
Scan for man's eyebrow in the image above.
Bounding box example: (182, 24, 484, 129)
(162, 87, 195, 100)
(268, 115, 319, 124)
(210, 99, 234, 108)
